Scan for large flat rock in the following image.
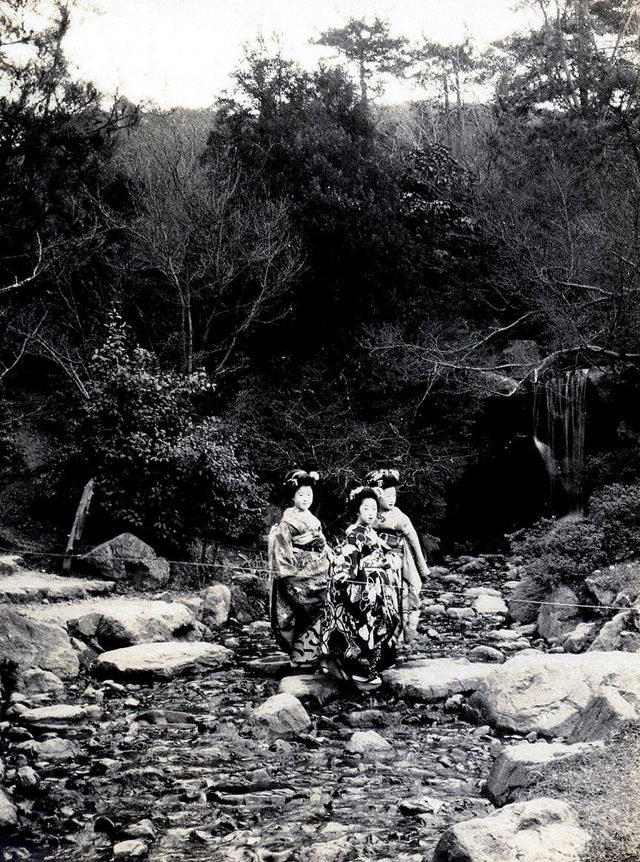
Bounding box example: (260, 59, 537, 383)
(469, 651, 640, 737)
(94, 641, 234, 681)
(0, 572, 115, 604)
(433, 797, 589, 862)
(66, 599, 196, 647)
(383, 658, 496, 701)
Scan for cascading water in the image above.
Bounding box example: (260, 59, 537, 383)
(533, 369, 589, 514)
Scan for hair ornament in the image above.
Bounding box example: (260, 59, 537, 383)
(366, 468, 400, 488)
(285, 469, 320, 488)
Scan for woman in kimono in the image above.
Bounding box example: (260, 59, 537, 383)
(320, 486, 403, 690)
(268, 470, 332, 670)
(366, 468, 429, 644)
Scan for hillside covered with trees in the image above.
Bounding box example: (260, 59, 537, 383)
(1, 0, 639, 557)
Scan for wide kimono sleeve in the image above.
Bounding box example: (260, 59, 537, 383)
(267, 520, 297, 581)
(398, 513, 430, 581)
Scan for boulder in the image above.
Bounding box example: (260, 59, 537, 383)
(0, 609, 79, 679)
(383, 658, 496, 701)
(279, 674, 342, 705)
(568, 688, 639, 742)
(537, 586, 582, 642)
(470, 650, 640, 736)
(344, 730, 394, 760)
(253, 693, 311, 736)
(486, 740, 602, 805)
(0, 788, 17, 829)
(507, 576, 547, 624)
(201, 584, 232, 626)
(67, 600, 195, 648)
(588, 611, 640, 652)
(113, 839, 148, 859)
(467, 646, 505, 664)
(561, 622, 599, 653)
(432, 797, 589, 862)
(473, 594, 508, 616)
(94, 641, 234, 681)
(585, 562, 640, 607)
(15, 668, 65, 696)
(0, 554, 21, 575)
(15, 737, 78, 761)
(80, 533, 169, 588)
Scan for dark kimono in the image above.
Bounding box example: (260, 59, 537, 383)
(320, 523, 402, 683)
(267, 507, 331, 668)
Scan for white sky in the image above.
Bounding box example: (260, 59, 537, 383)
(63, 0, 534, 109)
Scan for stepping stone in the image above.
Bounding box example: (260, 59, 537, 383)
(383, 658, 496, 701)
(0, 572, 114, 604)
(253, 693, 311, 736)
(245, 654, 292, 677)
(94, 641, 234, 681)
(279, 674, 342, 705)
(472, 594, 508, 615)
(17, 703, 101, 727)
(67, 599, 196, 647)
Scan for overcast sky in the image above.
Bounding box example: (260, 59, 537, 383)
(63, 0, 534, 109)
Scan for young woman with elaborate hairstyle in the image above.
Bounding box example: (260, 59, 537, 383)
(365, 468, 429, 643)
(267, 470, 332, 670)
(320, 485, 403, 690)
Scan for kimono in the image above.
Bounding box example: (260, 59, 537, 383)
(373, 507, 429, 642)
(267, 507, 331, 668)
(320, 523, 403, 684)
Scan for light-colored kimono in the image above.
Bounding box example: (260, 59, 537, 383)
(373, 506, 429, 642)
(267, 507, 331, 667)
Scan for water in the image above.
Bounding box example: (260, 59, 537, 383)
(533, 369, 588, 514)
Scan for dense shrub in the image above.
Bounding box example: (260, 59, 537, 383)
(71, 317, 265, 550)
(589, 483, 640, 563)
(510, 515, 607, 590)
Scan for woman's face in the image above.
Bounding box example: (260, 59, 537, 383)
(358, 497, 378, 525)
(293, 485, 313, 511)
(378, 486, 397, 511)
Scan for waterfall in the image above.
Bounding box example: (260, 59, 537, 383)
(533, 369, 588, 513)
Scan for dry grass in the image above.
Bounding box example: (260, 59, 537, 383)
(520, 724, 640, 862)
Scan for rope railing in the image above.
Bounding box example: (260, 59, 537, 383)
(0, 546, 634, 612)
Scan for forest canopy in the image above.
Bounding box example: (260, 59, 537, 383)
(1, 0, 639, 554)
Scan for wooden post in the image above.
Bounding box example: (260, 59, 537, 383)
(62, 478, 95, 573)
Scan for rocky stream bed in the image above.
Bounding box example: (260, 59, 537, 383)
(0, 547, 638, 861)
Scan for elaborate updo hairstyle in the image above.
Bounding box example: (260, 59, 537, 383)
(347, 485, 380, 520)
(284, 469, 319, 502)
(365, 468, 400, 489)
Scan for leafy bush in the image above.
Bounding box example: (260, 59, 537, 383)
(510, 480, 640, 591)
(71, 316, 264, 550)
(510, 515, 607, 590)
(589, 483, 640, 563)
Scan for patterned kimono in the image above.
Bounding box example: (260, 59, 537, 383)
(268, 507, 331, 668)
(320, 523, 403, 682)
(374, 507, 429, 643)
